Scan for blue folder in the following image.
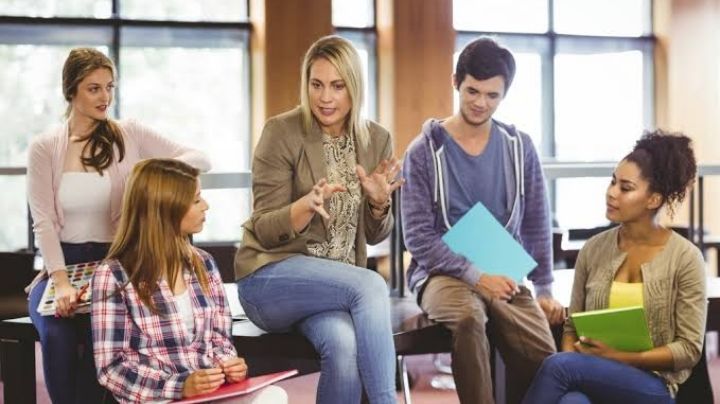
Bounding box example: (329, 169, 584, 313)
(441, 202, 537, 281)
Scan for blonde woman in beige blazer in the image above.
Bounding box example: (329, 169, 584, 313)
(524, 131, 706, 404)
(234, 36, 402, 404)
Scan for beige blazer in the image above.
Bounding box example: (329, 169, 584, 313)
(234, 107, 394, 279)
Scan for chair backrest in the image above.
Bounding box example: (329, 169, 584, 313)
(567, 224, 616, 240)
(390, 188, 407, 297)
(194, 242, 238, 283)
(675, 344, 714, 404)
(552, 228, 567, 269)
(0, 250, 35, 295)
(670, 226, 691, 240)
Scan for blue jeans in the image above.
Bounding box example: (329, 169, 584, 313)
(28, 242, 110, 404)
(236, 255, 396, 404)
(523, 352, 675, 404)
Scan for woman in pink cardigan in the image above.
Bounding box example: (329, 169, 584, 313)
(26, 48, 211, 404)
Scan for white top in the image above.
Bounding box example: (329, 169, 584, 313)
(58, 172, 113, 243)
(175, 288, 195, 338)
(27, 119, 211, 273)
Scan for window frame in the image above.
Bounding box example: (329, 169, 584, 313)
(0, 2, 253, 248)
(453, 0, 655, 222)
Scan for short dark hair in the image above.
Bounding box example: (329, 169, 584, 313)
(624, 129, 697, 216)
(455, 37, 516, 93)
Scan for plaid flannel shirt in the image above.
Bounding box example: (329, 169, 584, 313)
(91, 248, 237, 403)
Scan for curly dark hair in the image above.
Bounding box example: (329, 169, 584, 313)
(624, 129, 697, 216)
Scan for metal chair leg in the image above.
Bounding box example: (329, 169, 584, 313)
(397, 355, 412, 404)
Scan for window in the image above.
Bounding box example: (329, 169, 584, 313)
(454, 0, 548, 33)
(0, 24, 112, 251)
(454, 36, 547, 148)
(333, 0, 377, 120)
(0, 0, 111, 18)
(554, 0, 651, 37)
(332, 0, 374, 28)
(120, 0, 247, 22)
(454, 0, 653, 230)
(0, 4, 251, 250)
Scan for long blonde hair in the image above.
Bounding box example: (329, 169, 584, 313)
(107, 158, 208, 312)
(63, 47, 125, 173)
(300, 35, 369, 147)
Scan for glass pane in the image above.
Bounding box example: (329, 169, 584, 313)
(194, 188, 251, 242)
(333, 0, 374, 28)
(453, 52, 543, 148)
(119, 41, 250, 172)
(555, 177, 611, 229)
(121, 0, 247, 21)
(0, 0, 111, 18)
(0, 44, 108, 166)
(453, 0, 547, 33)
(0, 176, 28, 251)
(554, 0, 650, 37)
(554, 51, 644, 161)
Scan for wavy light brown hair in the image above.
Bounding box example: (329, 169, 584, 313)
(107, 158, 208, 312)
(300, 35, 369, 147)
(63, 47, 125, 174)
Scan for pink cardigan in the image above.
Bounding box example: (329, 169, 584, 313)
(27, 119, 211, 274)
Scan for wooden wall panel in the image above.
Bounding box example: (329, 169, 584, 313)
(250, 0, 333, 146)
(377, 0, 455, 156)
(655, 0, 720, 251)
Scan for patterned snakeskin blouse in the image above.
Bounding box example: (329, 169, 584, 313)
(307, 132, 362, 265)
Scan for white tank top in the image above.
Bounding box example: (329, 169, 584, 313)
(175, 288, 195, 338)
(58, 172, 113, 243)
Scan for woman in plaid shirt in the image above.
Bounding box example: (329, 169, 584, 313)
(91, 159, 287, 403)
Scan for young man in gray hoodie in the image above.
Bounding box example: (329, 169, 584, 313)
(401, 37, 564, 404)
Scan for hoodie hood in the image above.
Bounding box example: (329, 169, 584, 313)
(418, 118, 525, 233)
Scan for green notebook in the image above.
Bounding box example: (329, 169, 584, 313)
(571, 305, 653, 352)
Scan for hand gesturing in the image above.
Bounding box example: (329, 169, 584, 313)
(307, 178, 347, 219)
(356, 157, 404, 206)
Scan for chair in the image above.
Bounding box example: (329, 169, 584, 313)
(0, 250, 35, 320)
(552, 228, 568, 269)
(389, 189, 459, 404)
(194, 241, 238, 283)
(675, 343, 714, 404)
(566, 224, 616, 241)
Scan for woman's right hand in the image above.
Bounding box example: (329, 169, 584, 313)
(52, 271, 78, 317)
(304, 178, 347, 219)
(182, 367, 225, 398)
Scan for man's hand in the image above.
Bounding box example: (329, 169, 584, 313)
(537, 296, 565, 325)
(475, 274, 518, 300)
(182, 367, 225, 398)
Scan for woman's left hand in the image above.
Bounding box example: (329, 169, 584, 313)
(220, 356, 248, 383)
(574, 336, 618, 359)
(356, 157, 404, 206)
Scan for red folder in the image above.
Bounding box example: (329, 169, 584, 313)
(173, 369, 297, 403)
